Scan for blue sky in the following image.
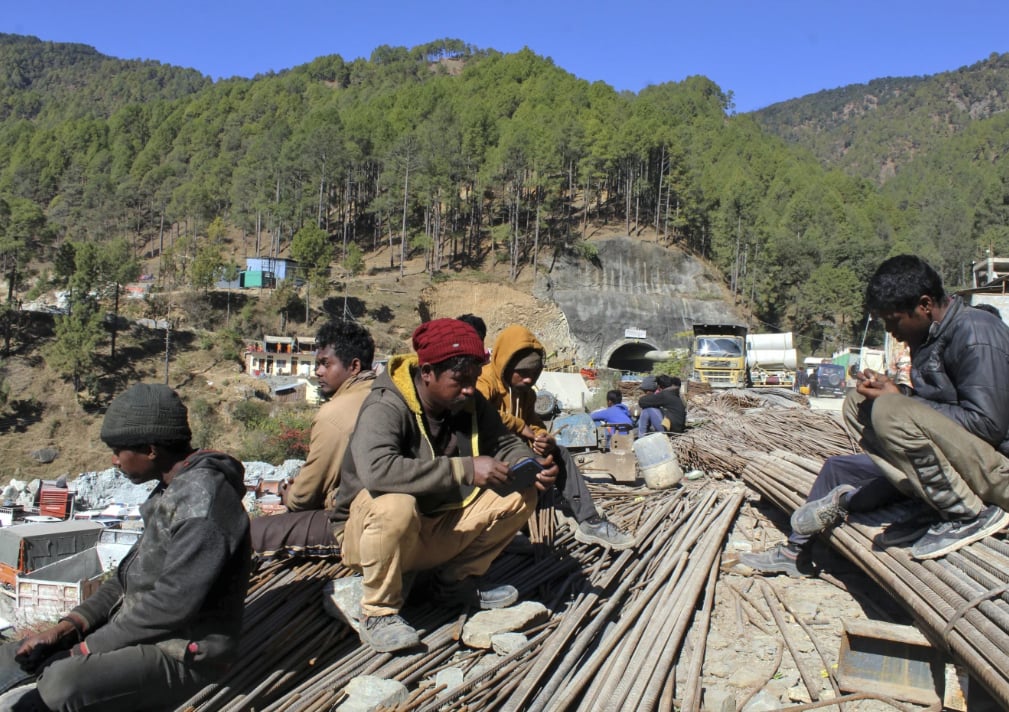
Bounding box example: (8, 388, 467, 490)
(6, 0, 1007, 112)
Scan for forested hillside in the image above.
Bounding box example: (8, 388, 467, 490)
(0, 34, 1005, 382)
(753, 52, 1009, 183)
(753, 51, 1009, 288)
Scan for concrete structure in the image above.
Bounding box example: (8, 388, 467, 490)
(542, 237, 740, 372)
(245, 335, 317, 377)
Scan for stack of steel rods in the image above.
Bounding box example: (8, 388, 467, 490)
(671, 407, 857, 476)
(174, 399, 866, 711)
(176, 482, 742, 711)
(559, 491, 745, 712)
(741, 450, 1009, 708)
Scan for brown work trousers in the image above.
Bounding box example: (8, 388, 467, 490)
(342, 487, 537, 617)
(843, 391, 1009, 519)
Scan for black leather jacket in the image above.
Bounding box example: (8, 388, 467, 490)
(910, 296, 1009, 455)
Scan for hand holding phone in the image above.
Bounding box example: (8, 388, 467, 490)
(490, 457, 541, 495)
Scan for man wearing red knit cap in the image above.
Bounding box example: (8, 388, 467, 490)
(330, 319, 557, 653)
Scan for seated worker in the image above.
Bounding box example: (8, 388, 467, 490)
(637, 374, 686, 436)
(741, 255, 1009, 575)
(251, 319, 376, 558)
(456, 313, 488, 342)
(590, 390, 634, 448)
(331, 319, 558, 654)
(478, 325, 634, 550)
(3, 383, 252, 711)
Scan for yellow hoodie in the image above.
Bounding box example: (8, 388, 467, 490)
(477, 325, 549, 439)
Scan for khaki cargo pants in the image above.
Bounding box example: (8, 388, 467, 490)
(843, 391, 1009, 519)
(342, 487, 537, 618)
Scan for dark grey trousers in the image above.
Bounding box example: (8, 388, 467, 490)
(26, 644, 213, 712)
(554, 445, 599, 523)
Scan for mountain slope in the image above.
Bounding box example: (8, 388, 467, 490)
(0, 33, 210, 124)
(752, 52, 1009, 182)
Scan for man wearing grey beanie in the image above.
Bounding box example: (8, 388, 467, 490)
(4, 383, 252, 711)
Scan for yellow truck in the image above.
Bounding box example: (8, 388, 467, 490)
(689, 324, 749, 388)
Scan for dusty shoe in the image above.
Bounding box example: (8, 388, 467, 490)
(359, 614, 420, 653)
(574, 515, 635, 550)
(910, 505, 1009, 560)
(874, 511, 939, 548)
(737, 543, 811, 578)
(790, 484, 856, 536)
(433, 577, 518, 610)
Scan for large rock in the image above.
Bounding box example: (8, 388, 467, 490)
(30, 448, 58, 464)
(323, 576, 364, 632)
(336, 676, 408, 712)
(461, 601, 549, 649)
(71, 468, 158, 509)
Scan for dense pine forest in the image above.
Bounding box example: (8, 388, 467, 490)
(3, 33, 1009, 366)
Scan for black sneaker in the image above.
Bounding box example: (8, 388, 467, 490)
(874, 511, 940, 548)
(433, 577, 518, 610)
(359, 614, 421, 653)
(737, 543, 811, 578)
(910, 505, 1009, 560)
(574, 515, 635, 550)
(790, 484, 856, 535)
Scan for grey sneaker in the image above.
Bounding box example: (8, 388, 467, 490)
(790, 484, 856, 536)
(359, 614, 420, 653)
(910, 504, 1009, 560)
(874, 511, 940, 548)
(575, 515, 635, 550)
(433, 578, 519, 610)
(737, 543, 811, 578)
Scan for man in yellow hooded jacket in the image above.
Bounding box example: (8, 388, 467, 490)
(477, 324, 633, 550)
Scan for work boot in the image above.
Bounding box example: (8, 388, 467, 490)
(358, 614, 421, 653)
(433, 577, 519, 610)
(737, 543, 811, 578)
(790, 484, 856, 536)
(910, 504, 1009, 560)
(574, 515, 635, 550)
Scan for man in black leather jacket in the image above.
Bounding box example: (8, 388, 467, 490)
(742, 255, 1009, 574)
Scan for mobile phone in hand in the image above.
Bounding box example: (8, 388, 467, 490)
(491, 457, 541, 495)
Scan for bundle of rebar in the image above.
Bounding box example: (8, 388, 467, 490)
(671, 401, 857, 476)
(171, 397, 871, 710)
(742, 450, 1009, 708)
(176, 483, 742, 711)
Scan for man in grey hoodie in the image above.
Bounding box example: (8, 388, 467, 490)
(7, 383, 252, 711)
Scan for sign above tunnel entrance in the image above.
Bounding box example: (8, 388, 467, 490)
(624, 328, 647, 339)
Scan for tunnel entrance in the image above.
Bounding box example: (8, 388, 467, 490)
(604, 339, 660, 374)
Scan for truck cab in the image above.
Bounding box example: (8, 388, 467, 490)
(690, 324, 748, 388)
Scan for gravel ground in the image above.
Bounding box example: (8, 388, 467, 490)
(693, 486, 965, 711)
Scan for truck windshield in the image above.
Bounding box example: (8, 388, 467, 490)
(695, 337, 743, 357)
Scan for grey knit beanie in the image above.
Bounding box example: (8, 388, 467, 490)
(100, 383, 192, 447)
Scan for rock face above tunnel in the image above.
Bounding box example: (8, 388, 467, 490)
(541, 237, 739, 368)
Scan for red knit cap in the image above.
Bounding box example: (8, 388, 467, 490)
(412, 319, 488, 365)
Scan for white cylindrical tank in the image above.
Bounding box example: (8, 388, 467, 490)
(643, 350, 676, 361)
(747, 332, 794, 350)
(747, 348, 798, 369)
